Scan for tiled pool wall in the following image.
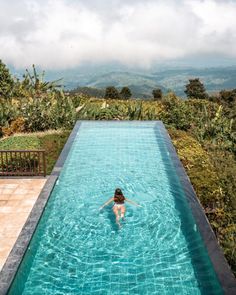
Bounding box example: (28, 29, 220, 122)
(0, 121, 235, 295)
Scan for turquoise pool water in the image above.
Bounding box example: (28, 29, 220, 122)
(9, 122, 222, 294)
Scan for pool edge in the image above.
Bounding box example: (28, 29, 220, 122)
(0, 122, 82, 295)
(157, 121, 236, 294)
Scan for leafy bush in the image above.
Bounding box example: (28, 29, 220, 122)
(168, 128, 221, 207)
(160, 93, 194, 130)
(2, 117, 26, 136)
(19, 92, 77, 132)
(169, 128, 236, 275)
(0, 98, 20, 133)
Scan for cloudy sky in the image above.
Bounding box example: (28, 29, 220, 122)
(0, 0, 236, 69)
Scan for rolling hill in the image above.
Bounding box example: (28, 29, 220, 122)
(11, 64, 236, 98)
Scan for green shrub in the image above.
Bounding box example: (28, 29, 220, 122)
(20, 92, 77, 132)
(169, 128, 236, 275)
(0, 98, 20, 132)
(160, 94, 194, 130)
(168, 128, 221, 207)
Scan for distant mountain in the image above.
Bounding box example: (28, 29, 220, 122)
(69, 67, 236, 98)
(70, 86, 105, 98)
(10, 64, 236, 98)
(78, 71, 165, 98)
(151, 67, 236, 96)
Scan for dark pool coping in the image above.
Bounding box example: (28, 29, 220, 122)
(0, 120, 235, 294)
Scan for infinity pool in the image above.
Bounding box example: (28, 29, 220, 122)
(9, 122, 222, 294)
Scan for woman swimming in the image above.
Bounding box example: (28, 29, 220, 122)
(99, 188, 141, 227)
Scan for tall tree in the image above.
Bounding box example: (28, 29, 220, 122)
(0, 59, 14, 98)
(152, 88, 163, 100)
(104, 86, 120, 99)
(185, 78, 208, 99)
(120, 86, 132, 100)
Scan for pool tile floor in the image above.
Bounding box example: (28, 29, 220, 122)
(0, 178, 46, 270)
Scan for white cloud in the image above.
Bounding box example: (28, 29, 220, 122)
(0, 0, 236, 69)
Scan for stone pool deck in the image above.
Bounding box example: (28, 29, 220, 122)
(0, 178, 46, 271)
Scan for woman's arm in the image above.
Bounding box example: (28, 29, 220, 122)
(99, 197, 114, 210)
(125, 198, 142, 207)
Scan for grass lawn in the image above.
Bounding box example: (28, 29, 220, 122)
(0, 130, 71, 174)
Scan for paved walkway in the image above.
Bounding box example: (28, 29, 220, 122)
(0, 178, 46, 270)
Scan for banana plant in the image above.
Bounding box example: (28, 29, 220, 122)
(22, 65, 63, 95)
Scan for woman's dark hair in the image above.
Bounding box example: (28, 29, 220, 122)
(114, 188, 125, 203)
(114, 188, 123, 196)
